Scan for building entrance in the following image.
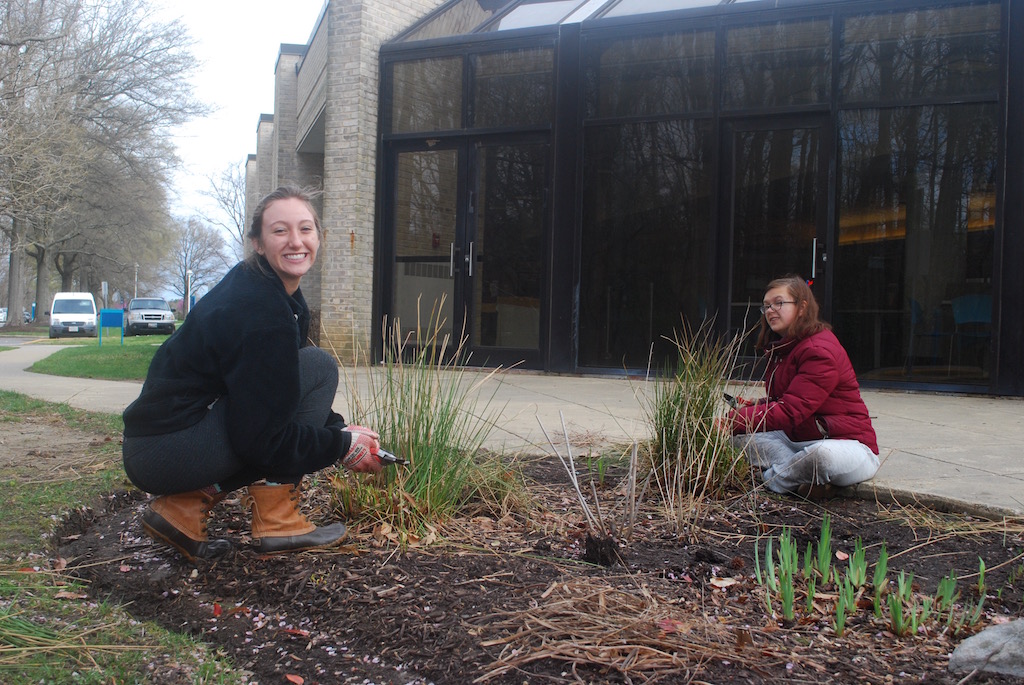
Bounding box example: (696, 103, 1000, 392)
(384, 140, 549, 366)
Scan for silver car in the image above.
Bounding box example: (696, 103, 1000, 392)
(124, 298, 176, 336)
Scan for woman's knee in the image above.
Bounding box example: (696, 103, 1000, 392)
(299, 346, 339, 386)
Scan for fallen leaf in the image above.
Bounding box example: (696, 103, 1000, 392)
(658, 617, 689, 634)
(835, 550, 849, 561)
(213, 603, 222, 617)
(285, 675, 304, 684)
(52, 557, 68, 571)
(280, 628, 310, 638)
(119, 565, 131, 572)
(53, 591, 88, 600)
(710, 577, 739, 589)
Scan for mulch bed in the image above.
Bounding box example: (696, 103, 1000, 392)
(57, 457, 1023, 684)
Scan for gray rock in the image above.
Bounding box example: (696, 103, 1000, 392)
(949, 620, 1024, 678)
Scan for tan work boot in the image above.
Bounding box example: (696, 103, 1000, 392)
(142, 490, 231, 563)
(245, 482, 347, 554)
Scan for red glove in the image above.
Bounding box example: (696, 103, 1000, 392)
(341, 428, 382, 473)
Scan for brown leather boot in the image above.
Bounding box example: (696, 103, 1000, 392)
(142, 490, 231, 563)
(245, 482, 347, 554)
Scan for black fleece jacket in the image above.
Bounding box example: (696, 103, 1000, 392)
(122, 258, 350, 479)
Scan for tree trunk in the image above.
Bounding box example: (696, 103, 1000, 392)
(6, 219, 28, 324)
(33, 243, 51, 325)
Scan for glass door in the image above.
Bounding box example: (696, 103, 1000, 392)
(467, 141, 548, 366)
(385, 140, 549, 366)
(726, 117, 830, 359)
(389, 145, 461, 353)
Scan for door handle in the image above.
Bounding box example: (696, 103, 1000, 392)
(466, 241, 474, 277)
(811, 237, 817, 279)
(449, 242, 455, 278)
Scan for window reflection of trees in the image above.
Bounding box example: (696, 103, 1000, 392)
(836, 105, 996, 375)
(478, 144, 546, 305)
(840, 5, 1000, 102)
(391, 58, 463, 133)
(583, 30, 715, 118)
(473, 48, 554, 128)
(724, 19, 831, 109)
(396, 151, 457, 257)
(579, 120, 713, 367)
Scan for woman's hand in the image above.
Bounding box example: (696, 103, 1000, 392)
(341, 428, 383, 473)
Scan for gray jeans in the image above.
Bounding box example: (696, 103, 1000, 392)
(731, 430, 880, 494)
(123, 346, 339, 495)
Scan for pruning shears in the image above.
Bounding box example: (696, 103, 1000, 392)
(375, 447, 409, 466)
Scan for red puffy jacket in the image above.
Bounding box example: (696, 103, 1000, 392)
(728, 330, 878, 453)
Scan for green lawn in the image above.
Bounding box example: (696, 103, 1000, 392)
(27, 335, 165, 381)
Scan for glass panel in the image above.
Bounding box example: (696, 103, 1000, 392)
(472, 47, 554, 127)
(840, 4, 1001, 103)
(400, 0, 504, 42)
(835, 104, 996, 383)
(390, 57, 463, 133)
(579, 120, 714, 369)
(486, 0, 583, 31)
(584, 30, 715, 118)
(473, 143, 548, 349)
(604, 0, 721, 18)
(565, 0, 614, 23)
(730, 126, 822, 351)
(724, 19, 831, 109)
(393, 149, 458, 345)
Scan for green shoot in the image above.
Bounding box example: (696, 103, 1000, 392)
(848, 538, 868, 587)
(816, 514, 832, 584)
(872, 543, 889, 618)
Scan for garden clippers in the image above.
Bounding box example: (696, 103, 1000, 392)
(375, 447, 409, 466)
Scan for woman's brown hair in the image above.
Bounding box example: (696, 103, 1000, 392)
(755, 275, 831, 351)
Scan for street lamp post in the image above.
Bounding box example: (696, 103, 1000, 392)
(134, 263, 138, 299)
(185, 269, 193, 316)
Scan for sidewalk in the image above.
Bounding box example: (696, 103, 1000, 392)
(2, 342, 1021, 518)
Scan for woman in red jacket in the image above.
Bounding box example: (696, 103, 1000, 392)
(721, 276, 880, 498)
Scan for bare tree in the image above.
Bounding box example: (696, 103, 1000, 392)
(1, 0, 205, 318)
(169, 216, 231, 308)
(203, 162, 248, 261)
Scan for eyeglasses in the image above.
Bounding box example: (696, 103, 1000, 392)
(759, 301, 796, 315)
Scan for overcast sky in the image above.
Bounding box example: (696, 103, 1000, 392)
(157, 0, 327, 225)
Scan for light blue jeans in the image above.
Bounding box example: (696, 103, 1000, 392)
(731, 430, 880, 494)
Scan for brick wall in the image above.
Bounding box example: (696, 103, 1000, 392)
(255, 114, 274, 204)
(318, 0, 445, 364)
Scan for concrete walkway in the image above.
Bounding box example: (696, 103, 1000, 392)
(1, 340, 1021, 518)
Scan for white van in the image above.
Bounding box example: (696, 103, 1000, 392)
(48, 292, 98, 339)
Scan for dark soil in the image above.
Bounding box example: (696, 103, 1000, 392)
(57, 458, 1024, 684)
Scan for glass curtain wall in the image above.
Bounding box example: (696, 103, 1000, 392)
(579, 29, 715, 369)
(835, 4, 1000, 383)
(382, 0, 1007, 390)
(575, 1, 1001, 384)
